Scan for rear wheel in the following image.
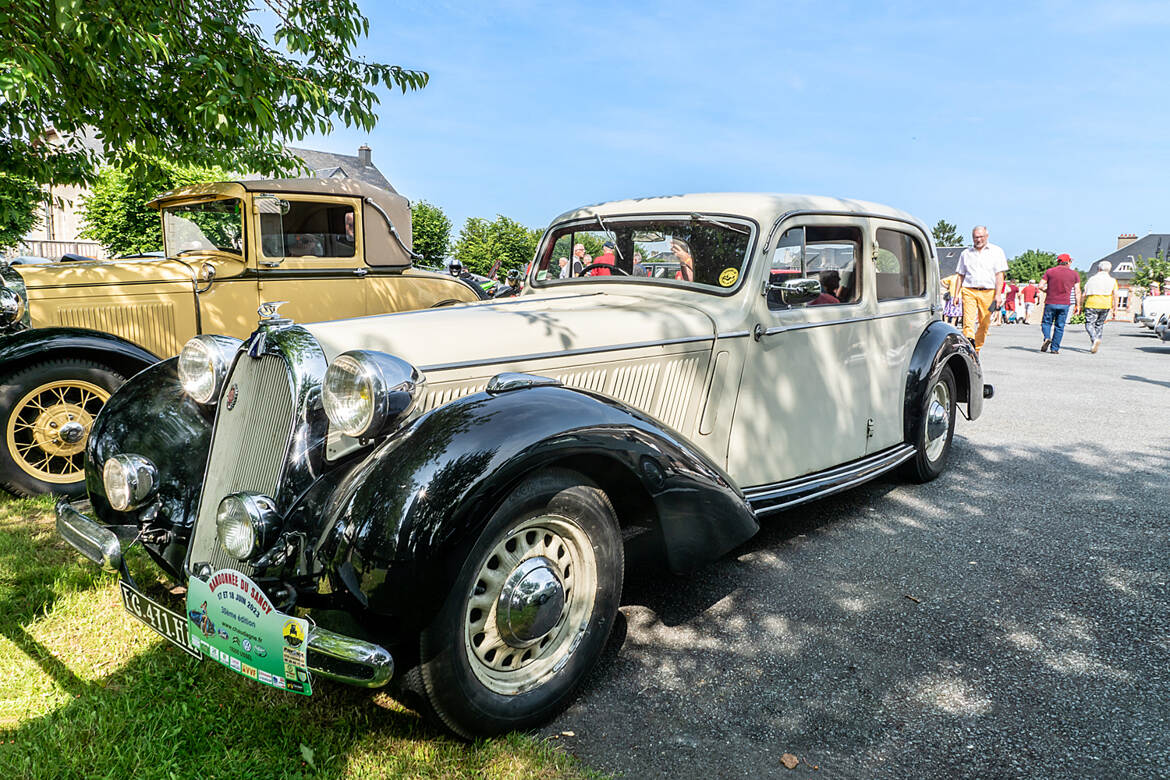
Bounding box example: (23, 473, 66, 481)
(0, 360, 125, 497)
(904, 365, 956, 483)
(400, 468, 624, 738)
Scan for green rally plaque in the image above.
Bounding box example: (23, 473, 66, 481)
(186, 569, 312, 695)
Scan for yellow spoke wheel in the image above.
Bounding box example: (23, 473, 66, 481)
(6, 379, 111, 485)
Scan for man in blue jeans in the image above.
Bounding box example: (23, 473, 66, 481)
(1039, 253, 1082, 354)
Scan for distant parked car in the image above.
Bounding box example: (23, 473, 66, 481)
(58, 192, 991, 739)
(1136, 294, 1170, 330)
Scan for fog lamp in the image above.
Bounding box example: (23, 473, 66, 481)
(215, 492, 280, 561)
(102, 454, 159, 512)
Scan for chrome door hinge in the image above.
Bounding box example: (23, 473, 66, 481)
(866, 418, 875, 439)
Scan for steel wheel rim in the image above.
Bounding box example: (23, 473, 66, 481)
(924, 379, 952, 462)
(464, 513, 597, 696)
(6, 379, 109, 484)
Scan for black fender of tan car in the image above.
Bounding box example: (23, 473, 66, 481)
(84, 357, 213, 577)
(0, 326, 159, 380)
(320, 383, 759, 628)
(904, 320, 983, 441)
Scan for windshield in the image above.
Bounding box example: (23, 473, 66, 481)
(162, 198, 244, 257)
(533, 215, 754, 292)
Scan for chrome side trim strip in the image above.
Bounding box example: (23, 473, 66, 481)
(716, 330, 752, 340)
(745, 444, 916, 514)
(763, 307, 931, 336)
(420, 334, 714, 373)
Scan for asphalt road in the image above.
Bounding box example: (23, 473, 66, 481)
(541, 319, 1170, 779)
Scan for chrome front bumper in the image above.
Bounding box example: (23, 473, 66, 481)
(55, 499, 394, 688)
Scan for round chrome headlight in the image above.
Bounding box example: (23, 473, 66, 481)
(0, 286, 24, 327)
(177, 335, 241, 404)
(322, 351, 422, 438)
(215, 492, 280, 561)
(102, 454, 159, 512)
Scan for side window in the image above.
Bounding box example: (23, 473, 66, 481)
(768, 225, 862, 310)
(874, 228, 926, 300)
(259, 200, 356, 259)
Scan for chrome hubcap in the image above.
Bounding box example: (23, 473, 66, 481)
(59, 421, 86, 444)
(925, 379, 952, 461)
(464, 514, 597, 696)
(496, 557, 565, 646)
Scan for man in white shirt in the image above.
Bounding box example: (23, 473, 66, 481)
(954, 225, 1008, 353)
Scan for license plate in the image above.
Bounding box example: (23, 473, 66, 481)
(120, 580, 203, 659)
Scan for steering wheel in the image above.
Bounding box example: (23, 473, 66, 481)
(577, 262, 630, 277)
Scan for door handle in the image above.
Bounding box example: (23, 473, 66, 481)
(354, 268, 369, 277)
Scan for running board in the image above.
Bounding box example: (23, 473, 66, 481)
(744, 444, 916, 516)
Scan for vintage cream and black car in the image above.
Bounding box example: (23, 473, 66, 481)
(0, 178, 480, 497)
(57, 193, 991, 738)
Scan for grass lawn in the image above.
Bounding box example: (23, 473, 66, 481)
(0, 494, 595, 779)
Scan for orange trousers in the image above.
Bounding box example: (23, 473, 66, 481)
(961, 287, 996, 350)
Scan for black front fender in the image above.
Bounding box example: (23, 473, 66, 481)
(904, 320, 984, 442)
(0, 326, 159, 378)
(85, 357, 213, 577)
(324, 384, 757, 627)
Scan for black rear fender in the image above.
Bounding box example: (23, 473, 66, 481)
(0, 327, 158, 380)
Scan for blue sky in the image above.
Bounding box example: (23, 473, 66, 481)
(302, 1, 1170, 269)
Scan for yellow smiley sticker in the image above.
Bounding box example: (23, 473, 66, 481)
(718, 267, 739, 287)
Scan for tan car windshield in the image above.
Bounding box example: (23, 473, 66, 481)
(535, 216, 753, 292)
(162, 198, 244, 257)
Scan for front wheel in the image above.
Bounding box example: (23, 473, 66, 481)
(0, 359, 125, 498)
(405, 468, 624, 738)
(904, 365, 957, 483)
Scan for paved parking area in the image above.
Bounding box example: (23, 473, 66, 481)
(542, 321, 1170, 778)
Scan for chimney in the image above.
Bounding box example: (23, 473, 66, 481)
(1117, 233, 1138, 249)
(357, 144, 372, 166)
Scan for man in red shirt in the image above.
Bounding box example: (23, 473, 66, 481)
(587, 242, 616, 276)
(1039, 254, 1081, 354)
(1021, 280, 1039, 323)
(1003, 281, 1019, 323)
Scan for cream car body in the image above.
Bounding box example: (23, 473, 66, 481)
(58, 192, 989, 739)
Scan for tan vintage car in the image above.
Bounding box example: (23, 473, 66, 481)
(0, 178, 480, 497)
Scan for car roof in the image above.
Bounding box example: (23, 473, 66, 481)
(549, 193, 926, 235)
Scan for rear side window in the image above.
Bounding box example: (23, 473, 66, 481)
(874, 228, 926, 300)
(259, 199, 356, 259)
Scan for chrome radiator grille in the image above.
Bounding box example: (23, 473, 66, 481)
(187, 354, 295, 576)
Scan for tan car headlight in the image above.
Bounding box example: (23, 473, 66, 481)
(177, 335, 241, 404)
(216, 492, 279, 561)
(0, 286, 24, 327)
(102, 454, 159, 512)
(322, 351, 422, 438)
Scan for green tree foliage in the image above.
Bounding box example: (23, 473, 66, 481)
(1008, 249, 1058, 283)
(410, 201, 452, 268)
(0, 0, 428, 233)
(1132, 250, 1170, 292)
(931, 219, 963, 247)
(0, 172, 42, 249)
(78, 162, 227, 255)
(453, 215, 541, 276)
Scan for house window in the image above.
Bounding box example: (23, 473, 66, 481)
(1116, 261, 1135, 273)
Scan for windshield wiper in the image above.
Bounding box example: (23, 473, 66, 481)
(691, 212, 750, 235)
(592, 213, 625, 262)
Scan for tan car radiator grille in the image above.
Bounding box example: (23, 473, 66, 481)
(54, 301, 181, 357)
(187, 354, 295, 576)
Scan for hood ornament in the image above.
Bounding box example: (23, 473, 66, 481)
(258, 301, 289, 321)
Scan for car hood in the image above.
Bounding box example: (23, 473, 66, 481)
(304, 291, 717, 369)
(13, 256, 209, 289)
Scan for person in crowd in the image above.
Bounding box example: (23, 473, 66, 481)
(1081, 261, 1118, 353)
(811, 270, 841, 305)
(632, 251, 647, 276)
(1021, 279, 1039, 323)
(493, 268, 523, 298)
(572, 243, 589, 275)
(1039, 253, 1081, 354)
(954, 225, 1008, 352)
(941, 273, 962, 325)
(1003, 280, 1019, 324)
(587, 242, 616, 276)
(557, 257, 570, 278)
(671, 239, 695, 282)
